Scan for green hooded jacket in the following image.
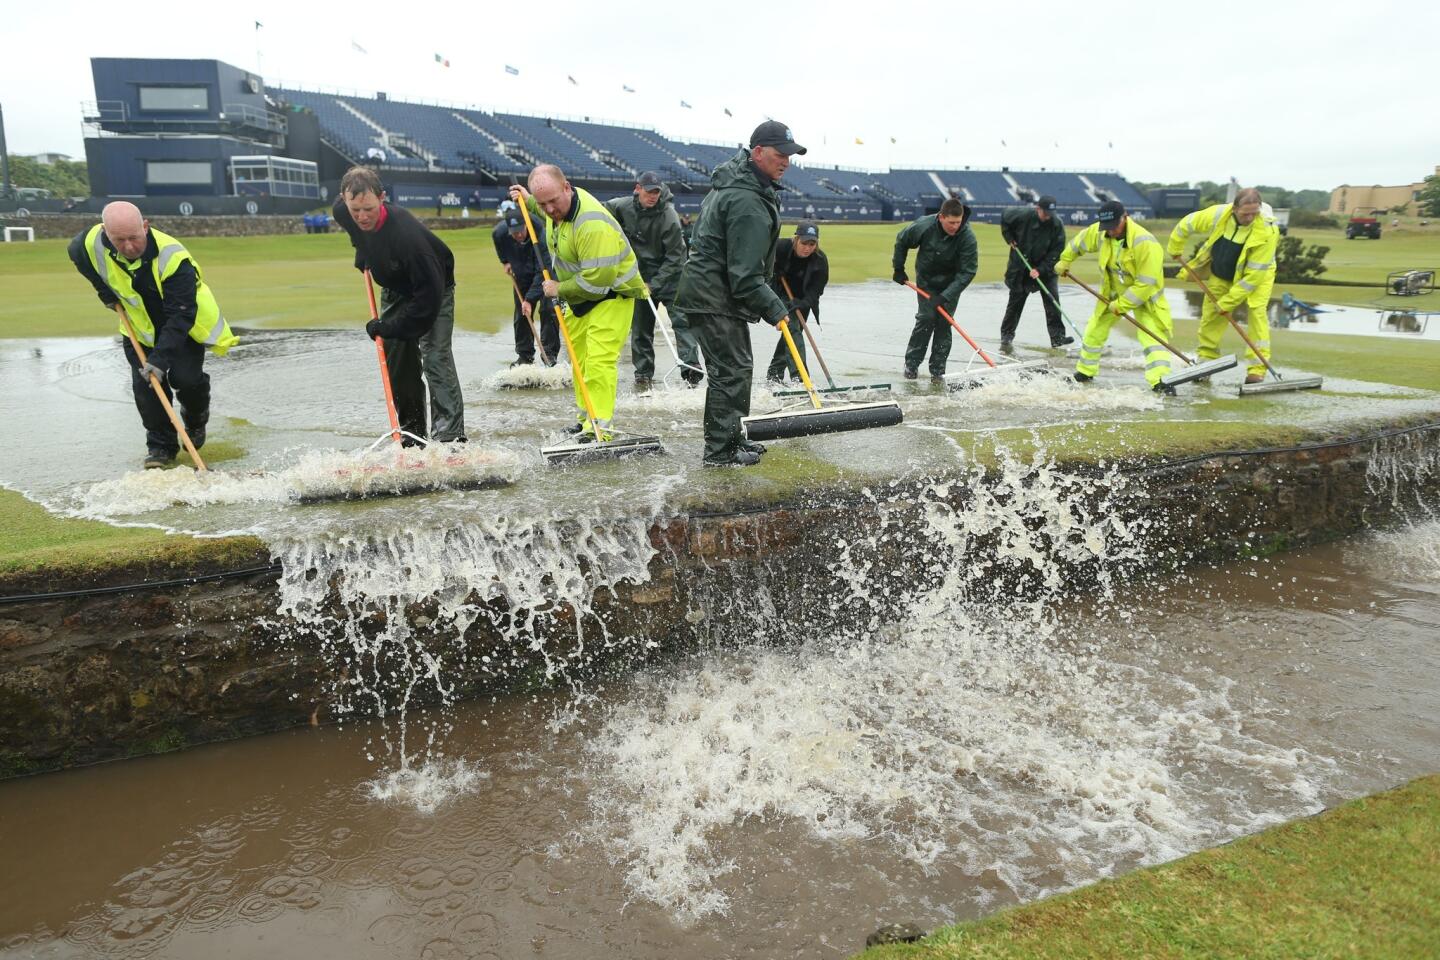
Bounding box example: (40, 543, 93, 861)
(675, 150, 788, 324)
(1000, 205, 1067, 286)
(892, 212, 978, 307)
(605, 185, 686, 301)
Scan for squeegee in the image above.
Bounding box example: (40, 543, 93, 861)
(902, 282, 1049, 389)
(741, 317, 902, 442)
(1173, 257, 1323, 396)
(769, 277, 892, 398)
(1065, 275, 1237, 388)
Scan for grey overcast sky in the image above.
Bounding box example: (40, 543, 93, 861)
(3, 0, 1435, 190)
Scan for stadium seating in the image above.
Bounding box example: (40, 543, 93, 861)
(1010, 171, 1093, 206)
(274, 88, 382, 161)
(271, 86, 1151, 216)
(1085, 173, 1151, 209)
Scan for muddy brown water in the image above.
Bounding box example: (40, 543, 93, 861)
(2, 522, 1438, 960)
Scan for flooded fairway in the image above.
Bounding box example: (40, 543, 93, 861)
(3, 520, 1437, 960)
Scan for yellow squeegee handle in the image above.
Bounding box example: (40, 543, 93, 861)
(777, 317, 822, 409)
(1173, 255, 1282, 380)
(515, 196, 600, 432)
(114, 303, 208, 471)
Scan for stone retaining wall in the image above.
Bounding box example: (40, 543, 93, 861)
(2, 422, 1437, 777)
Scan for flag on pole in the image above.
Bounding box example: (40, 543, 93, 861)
(889, 137, 896, 144)
(255, 20, 263, 29)
(505, 65, 520, 76)
(855, 137, 864, 145)
(680, 100, 692, 109)
(435, 54, 450, 67)
(567, 75, 578, 85)
(723, 107, 732, 117)
(622, 84, 635, 93)
(351, 40, 368, 54)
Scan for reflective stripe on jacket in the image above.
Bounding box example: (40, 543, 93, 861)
(1166, 202, 1279, 312)
(1060, 218, 1166, 310)
(84, 223, 238, 355)
(528, 188, 647, 304)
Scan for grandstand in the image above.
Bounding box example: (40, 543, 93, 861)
(75, 58, 1151, 221)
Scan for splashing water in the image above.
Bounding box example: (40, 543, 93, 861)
(576, 444, 1331, 919)
(75, 444, 523, 515)
(268, 508, 666, 770)
(933, 372, 1168, 413)
(367, 758, 489, 815)
(485, 364, 572, 391)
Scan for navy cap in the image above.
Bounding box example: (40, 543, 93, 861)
(750, 120, 807, 156)
(1097, 199, 1126, 224)
(794, 221, 819, 241)
(637, 171, 664, 191)
(505, 209, 525, 230)
(1035, 195, 1056, 212)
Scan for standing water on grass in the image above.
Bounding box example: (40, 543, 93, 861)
(4, 440, 1439, 958)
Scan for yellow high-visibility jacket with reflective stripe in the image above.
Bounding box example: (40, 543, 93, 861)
(526, 188, 648, 304)
(1059, 218, 1166, 310)
(1166, 202, 1279, 311)
(84, 224, 238, 355)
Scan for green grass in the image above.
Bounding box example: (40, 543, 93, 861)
(0, 487, 267, 583)
(2, 217, 1436, 338)
(857, 774, 1440, 960)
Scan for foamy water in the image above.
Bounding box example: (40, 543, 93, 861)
(484, 364, 572, 391)
(75, 444, 523, 515)
(367, 758, 489, 815)
(574, 446, 1328, 918)
(935, 370, 1168, 413)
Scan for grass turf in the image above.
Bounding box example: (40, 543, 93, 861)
(2, 218, 1434, 337)
(855, 773, 1440, 960)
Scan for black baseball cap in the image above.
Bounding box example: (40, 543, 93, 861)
(1097, 200, 1126, 225)
(750, 120, 807, 156)
(505, 209, 525, 230)
(1035, 195, 1056, 212)
(637, 171, 664, 191)
(794, 221, 819, 241)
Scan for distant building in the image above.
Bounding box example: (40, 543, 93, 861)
(1329, 166, 1437, 216)
(26, 152, 74, 165)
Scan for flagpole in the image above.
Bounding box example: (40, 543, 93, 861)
(255, 21, 263, 78)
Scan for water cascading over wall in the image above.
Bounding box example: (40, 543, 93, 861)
(2, 421, 1439, 776)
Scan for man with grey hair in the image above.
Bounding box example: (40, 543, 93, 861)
(511, 164, 647, 440)
(1166, 187, 1280, 384)
(68, 201, 238, 468)
(333, 165, 465, 444)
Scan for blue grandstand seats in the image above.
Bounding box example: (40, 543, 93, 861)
(492, 113, 616, 178)
(1009, 171, 1093, 206)
(274, 88, 381, 161)
(930, 171, 1016, 205)
(273, 87, 1151, 217)
(1085, 173, 1151, 209)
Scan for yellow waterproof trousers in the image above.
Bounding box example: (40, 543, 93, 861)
(1197, 275, 1272, 378)
(1075, 300, 1174, 387)
(568, 296, 634, 429)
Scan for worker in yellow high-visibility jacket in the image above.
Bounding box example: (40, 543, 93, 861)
(512, 165, 648, 442)
(67, 201, 238, 469)
(1166, 188, 1278, 384)
(1057, 200, 1176, 393)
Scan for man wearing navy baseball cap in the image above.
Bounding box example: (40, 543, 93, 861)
(1056, 199, 1177, 392)
(765, 220, 829, 382)
(675, 120, 805, 466)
